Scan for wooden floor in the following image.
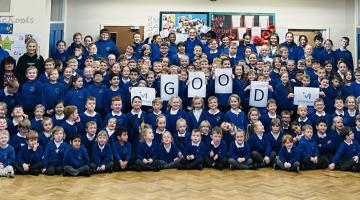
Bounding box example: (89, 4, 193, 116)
(1, 169, 359, 200)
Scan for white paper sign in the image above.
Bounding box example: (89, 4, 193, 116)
(251, 27, 261, 37)
(188, 71, 206, 97)
(161, 75, 179, 101)
(294, 87, 319, 106)
(245, 16, 254, 28)
(232, 15, 241, 28)
(215, 68, 232, 94)
(131, 87, 156, 106)
(259, 16, 269, 29)
(276, 27, 288, 44)
(237, 27, 247, 40)
(249, 81, 269, 107)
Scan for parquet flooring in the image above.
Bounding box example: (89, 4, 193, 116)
(1, 169, 360, 200)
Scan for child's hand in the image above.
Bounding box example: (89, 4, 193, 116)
(288, 93, 294, 98)
(143, 158, 148, 164)
(23, 113, 29, 119)
(264, 156, 270, 164)
(42, 168, 46, 173)
(268, 85, 273, 92)
(0, 163, 4, 169)
(213, 154, 218, 161)
(148, 158, 153, 164)
(319, 91, 325, 97)
(23, 163, 29, 172)
(353, 156, 359, 163)
(178, 152, 183, 158)
(209, 150, 214, 157)
(244, 85, 251, 91)
(100, 165, 106, 171)
(328, 163, 335, 170)
(46, 109, 54, 115)
(284, 162, 291, 169)
(237, 157, 245, 163)
(75, 116, 81, 123)
(123, 161, 128, 168)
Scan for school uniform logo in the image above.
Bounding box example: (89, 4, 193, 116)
(55, 88, 60, 94)
(99, 89, 104, 94)
(106, 47, 111, 51)
(78, 93, 84, 99)
(29, 86, 35, 93)
(78, 155, 83, 160)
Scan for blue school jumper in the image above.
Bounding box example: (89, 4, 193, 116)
(112, 141, 132, 162)
(184, 38, 202, 58)
(95, 39, 120, 59)
(63, 145, 89, 168)
(206, 140, 227, 160)
(61, 120, 85, 143)
(88, 83, 107, 112)
(205, 110, 224, 129)
(202, 133, 211, 147)
(92, 143, 113, 166)
(237, 43, 257, 57)
(170, 53, 188, 66)
(349, 81, 360, 98)
(229, 141, 251, 161)
(52, 115, 65, 127)
(159, 143, 179, 163)
(280, 42, 299, 61)
(104, 111, 127, 128)
(30, 118, 43, 133)
(153, 129, 165, 145)
(38, 132, 51, 150)
(64, 87, 90, 113)
(9, 133, 27, 154)
(0, 89, 19, 113)
(52, 50, 68, 66)
(0, 47, 10, 63)
(309, 112, 332, 128)
(224, 109, 248, 130)
(313, 46, 324, 61)
(168, 43, 177, 57)
(17, 145, 43, 165)
(352, 127, 360, 143)
(150, 43, 161, 62)
(274, 82, 294, 112)
(103, 87, 124, 114)
(319, 50, 337, 69)
(206, 50, 221, 64)
(278, 146, 301, 164)
(18, 80, 43, 111)
(248, 134, 272, 156)
(332, 140, 360, 164)
(0, 144, 15, 167)
(266, 132, 284, 154)
(187, 110, 207, 131)
(183, 141, 206, 159)
(173, 131, 191, 153)
(80, 112, 102, 130)
(44, 140, 68, 169)
(260, 113, 281, 133)
(165, 109, 189, 134)
(136, 141, 159, 160)
(126, 111, 145, 150)
(343, 110, 358, 128)
(335, 48, 353, 71)
(297, 117, 313, 129)
(298, 137, 319, 160)
(313, 132, 338, 156)
(122, 81, 139, 110)
(81, 134, 96, 157)
(42, 82, 65, 111)
(144, 112, 163, 130)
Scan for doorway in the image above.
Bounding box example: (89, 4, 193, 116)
(104, 26, 144, 54)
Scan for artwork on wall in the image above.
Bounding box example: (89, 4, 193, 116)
(159, 12, 210, 42)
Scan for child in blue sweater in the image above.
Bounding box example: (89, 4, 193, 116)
(204, 127, 228, 170)
(30, 104, 45, 133)
(313, 120, 338, 162)
(81, 121, 97, 157)
(80, 96, 102, 129)
(329, 127, 360, 171)
(113, 127, 134, 171)
(199, 120, 212, 147)
(0, 130, 15, 178)
(61, 105, 84, 143)
(90, 131, 114, 174)
(38, 117, 53, 149)
(154, 114, 167, 145)
(52, 100, 65, 127)
(0, 80, 20, 113)
(173, 118, 191, 154)
(63, 134, 90, 176)
(248, 121, 272, 168)
(9, 118, 30, 154)
(104, 96, 126, 127)
(159, 131, 182, 169)
(165, 96, 189, 135)
(135, 124, 160, 171)
(145, 98, 163, 129)
(18, 66, 42, 117)
(297, 104, 313, 129)
(178, 129, 205, 170)
(88, 71, 107, 116)
(298, 125, 329, 170)
(41, 69, 65, 114)
(64, 75, 90, 113)
(275, 135, 301, 173)
(126, 96, 145, 151)
(206, 96, 224, 129)
(13, 130, 44, 175)
(224, 94, 248, 131)
(188, 96, 207, 130)
(103, 73, 124, 114)
(43, 126, 68, 176)
(228, 129, 253, 170)
(266, 118, 284, 164)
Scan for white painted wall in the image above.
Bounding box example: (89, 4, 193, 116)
(65, 0, 353, 54)
(0, 0, 51, 57)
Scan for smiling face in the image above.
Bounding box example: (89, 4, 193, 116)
(191, 131, 201, 143)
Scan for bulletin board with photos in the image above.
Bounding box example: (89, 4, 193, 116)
(209, 12, 275, 43)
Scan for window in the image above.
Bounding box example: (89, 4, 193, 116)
(51, 0, 64, 22)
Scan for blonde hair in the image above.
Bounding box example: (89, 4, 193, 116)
(52, 126, 65, 140)
(96, 130, 109, 141)
(176, 118, 187, 129)
(0, 129, 9, 138)
(140, 123, 152, 141)
(167, 96, 182, 110)
(192, 96, 204, 110)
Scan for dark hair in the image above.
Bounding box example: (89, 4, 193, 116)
(130, 68, 139, 75)
(93, 70, 103, 77)
(116, 126, 128, 137)
(100, 28, 109, 35)
(342, 36, 350, 42)
(177, 41, 185, 48)
(316, 119, 327, 126)
(109, 72, 120, 80)
(70, 133, 81, 142)
(314, 35, 323, 42)
(131, 96, 142, 103)
(339, 126, 351, 140)
(56, 40, 66, 47)
(84, 35, 93, 42)
(0, 56, 17, 87)
(70, 75, 83, 89)
(298, 35, 308, 45)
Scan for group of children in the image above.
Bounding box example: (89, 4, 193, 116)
(0, 28, 360, 178)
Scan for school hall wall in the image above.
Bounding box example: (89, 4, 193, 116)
(0, 0, 51, 57)
(66, 0, 355, 56)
